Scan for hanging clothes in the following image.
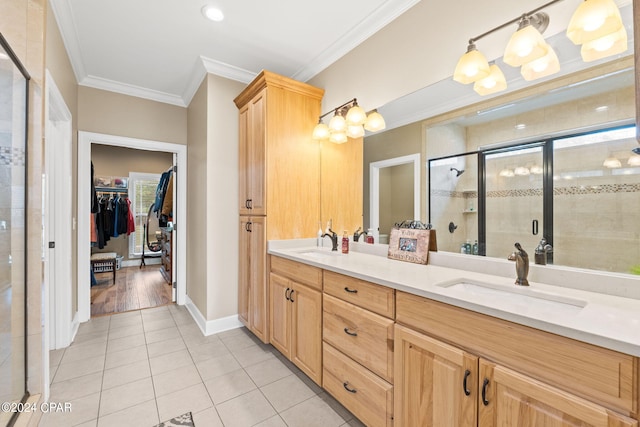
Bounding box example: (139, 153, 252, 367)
(161, 173, 173, 219)
(154, 170, 172, 213)
(91, 162, 99, 214)
(126, 198, 136, 235)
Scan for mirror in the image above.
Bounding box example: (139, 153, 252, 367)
(364, 4, 636, 275)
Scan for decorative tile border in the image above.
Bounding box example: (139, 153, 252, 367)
(0, 147, 26, 167)
(432, 183, 640, 199)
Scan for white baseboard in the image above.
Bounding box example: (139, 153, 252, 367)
(184, 295, 243, 336)
(122, 258, 161, 268)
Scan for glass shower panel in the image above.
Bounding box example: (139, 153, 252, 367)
(428, 153, 478, 253)
(0, 38, 28, 426)
(484, 146, 544, 259)
(553, 126, 639, 273)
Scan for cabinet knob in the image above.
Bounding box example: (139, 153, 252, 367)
(343, 327, 358, 337)
(343, 382, 357, 394)
(481, 378, 490, 406)
(463, 369, 471, 396)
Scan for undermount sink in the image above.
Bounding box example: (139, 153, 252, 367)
(295, 248, 342, 258)
(437, 280, 587, 312)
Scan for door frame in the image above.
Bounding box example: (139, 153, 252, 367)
(369, 153, 421, 236)
(77, 131, 187, 322)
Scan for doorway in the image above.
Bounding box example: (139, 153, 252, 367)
(77, 132, 187, 323)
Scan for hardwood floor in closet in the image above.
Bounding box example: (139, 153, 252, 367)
(91, 266, 172, 316)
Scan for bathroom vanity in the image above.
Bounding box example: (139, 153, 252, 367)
(267, 241, 640, 427)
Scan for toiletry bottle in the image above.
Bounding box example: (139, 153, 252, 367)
(472, 239, 479, 255)
(317, 222, 323, 247)
(465, 239, 472, 254)
(460, 243, 467, 254)
(366, 228, 374, 244)
(342, 231, 349, 254)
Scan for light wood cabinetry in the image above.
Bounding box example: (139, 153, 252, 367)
(394, 291, 639, 427)
(238, 216, 267, 342)
(269, 256, 323, 385)
(234, 71, 324, 343)
(322, 272, 396, 427)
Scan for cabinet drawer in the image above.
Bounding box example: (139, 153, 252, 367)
(323, 343, 393, 427)
(271, 256, 322, 291)
(396, 291, 638, 416)
(323, 271, 394, 318)
(323, 294, 394, 383)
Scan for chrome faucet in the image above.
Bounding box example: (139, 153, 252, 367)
(507, 242, 529, 286)
(534, 238, 553, 265)
(322, 229, 338, 251)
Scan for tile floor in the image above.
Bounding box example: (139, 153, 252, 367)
(41, 304, 365, 427)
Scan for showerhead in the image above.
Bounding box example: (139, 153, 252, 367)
(450, 167, 465, 177)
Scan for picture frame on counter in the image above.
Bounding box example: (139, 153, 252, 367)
(387, 227, 437, 264)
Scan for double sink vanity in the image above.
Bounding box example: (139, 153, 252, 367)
(266, 239, 640, 427)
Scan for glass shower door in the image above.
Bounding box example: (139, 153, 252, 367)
(484, 145, 545, 259)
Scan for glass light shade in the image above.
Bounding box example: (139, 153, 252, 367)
(514, 166, 530, 176)
(566, 0, 623, 45)
(346, 125, 365, 139)
(580, 27, 628, 62)
(345, 104, 367, 126)
(202, 5, 224, 21)
(312, 122, 330, 140)
(329, 131, 348, 144)
(328, 114, 346, 132)
(364, 111, 386, 132)
(499, 168, 515, 177)
(520, 45, 560, 81)
(503, 25, 549, 67)
(530, 164, 543, 174)
(473, 64, 507, 96)
(453, 47, 490, 84)
(627, 154, 640, 166)
(603, 156, 621, 168)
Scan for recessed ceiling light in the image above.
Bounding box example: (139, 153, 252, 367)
(202, 5, 224, 22)
(595, 105, 608, 112)
(515, 123, 526, 130)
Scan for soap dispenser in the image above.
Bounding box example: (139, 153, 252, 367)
(317, 222, 323, 247)
(342, 231, 349, 254)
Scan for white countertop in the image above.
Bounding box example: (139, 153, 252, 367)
(268, 240, 640, 357)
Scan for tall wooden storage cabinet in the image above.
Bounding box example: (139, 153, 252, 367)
(234, 70, 324, 343)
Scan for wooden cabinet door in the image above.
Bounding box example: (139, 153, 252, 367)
(291, 281, 322, 385)
(248, 90, 266, 215)
(269, 273, 291, 359)
(238, 105, 250, 215)
(478, 360, 638, 427)
(394, 324, 477, 427)
(248, 216, 267, 343)
(237, 217, 250, 326)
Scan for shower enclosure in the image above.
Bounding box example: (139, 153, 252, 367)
(0, 33, 29, 427)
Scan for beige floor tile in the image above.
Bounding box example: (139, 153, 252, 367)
(260, 374, 317, 412)
(204, 368, 256, 404)
(104, 345, 148, 370)
(52, 355, 105, 383)
(155, 382, 213, 422)
(191, 407, 224, 427)
(102, 359, 151, 390)
(107, 323, 144, 340)
(108, 314, 142, 330)
(149, 348, 194, 376)
(76, 318, 110, 336)
(231, 343, 276, 368)
(145, 326, 181, 344)
(254, 415, 288, 427)
(39, 392, 100, 427)
(187, 339, 229, 363)
(143, 317, 176, 332)
(216, 389, 277, 427)
(59, 341, 107, 365)
(106, 333, 146, 353)
(146, 336, 186, 359)
(279, 395, 346, 427)
(340, 418, 366, 427)
(215, 327, 246, 339)
(99, 377, 155, 417)
(49, 349, 65, 367)
(49, 372, 103, 402)
(96, 399, 158, 427)
(317, 392, 357, 422)
(195, 353, 241, 381)
(72, 331, 108, 347)
(245, 357, 292, 387)
(73, 420, 97, 427)
(219, 330, 259, 352)
(152, 364, 202, 397)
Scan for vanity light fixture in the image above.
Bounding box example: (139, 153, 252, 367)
(499, 168, 515, 177)
(453, 0, 627, 95)
(202, 5, 224, 22)
(312, 98, 386, 143)
(473, 63, 508, 95)
(514, 166, 531, 176)
(602, 156, 622, 168)
(530, 164, 544, 174)
(627, 154, 640, 166)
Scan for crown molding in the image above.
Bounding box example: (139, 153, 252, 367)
(291, 0, 422, 82)
(79, 75, 187, 107)
(49, 0, 87, 83)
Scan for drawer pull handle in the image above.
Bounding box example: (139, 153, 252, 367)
(285, 288, 291, 301)
(289, 289, 295, 303)
(481, 378, 490, 406)
(343, 382, 357, 393)
(343, 327, 357, 337)
(344, 287, 358, 294)
(463, 370, 471, 396)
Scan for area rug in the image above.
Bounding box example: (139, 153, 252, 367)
(153, 411, 194, 427)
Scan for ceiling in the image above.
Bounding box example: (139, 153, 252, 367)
(49, 0, 420, 107)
